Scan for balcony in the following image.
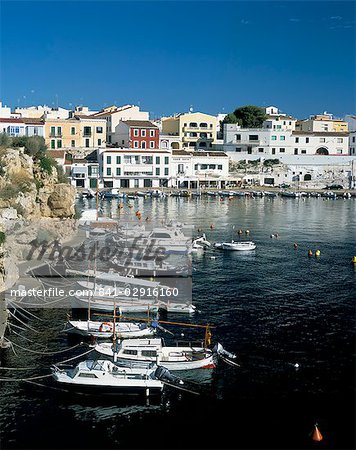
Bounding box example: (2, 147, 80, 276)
(83, 132, 92, 137)
(49, 133, 62, 138)
(123, 164, 153, 173)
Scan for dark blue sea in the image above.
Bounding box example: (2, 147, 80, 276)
(1, 195, 355, 449)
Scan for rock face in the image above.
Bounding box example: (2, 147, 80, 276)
(0, 147, 77, 292)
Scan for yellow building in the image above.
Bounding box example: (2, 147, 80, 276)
(296, 114, 348, 133)
(162, 112, 218, 150)
(44, 115, 107, 149)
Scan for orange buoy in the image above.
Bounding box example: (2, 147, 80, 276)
(308, 249, 313, 257)
(238, 229, 243, 235)
(311, 424, 323, 442)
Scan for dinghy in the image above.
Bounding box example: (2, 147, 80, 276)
(64, 320, 156, 339)
(214, 241, 256, 251)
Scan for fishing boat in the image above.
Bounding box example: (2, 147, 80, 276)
(191, 234, 211, 253)
(149, 189, 166, 198)
(110, 256, 189, 277)
(214, 241, 256, 251)
(280, 191, 300, 198)
(136, 191, 148, 198)
(64, 319, 156, 339)
(103, 188, 121, 199)
(51, 360, 164, 396)
(94, 338, 216, 371)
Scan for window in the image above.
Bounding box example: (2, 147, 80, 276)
(164, 157, 169, 165)
(123, 349, 138, 355)
(200, 122, 208, 128)
(301, 149, 306, 154)
(150, 129, 155, 137)
(57, 127, 62, 135)
(201, 164, 208, 170)
(134, 179, 139, 188)
(141, 350, 157, 357)
(337, 138, 343, 143)
(295, 137, 299, 143)
(122, 140, 125, 145)
(279, 148, 285, 153)
(141, 129, 146, 137)
(272, 148, 276, 154)
(271, 135, 277, 141)
(71, 127, 75, 135)
(51, 140, 55, 149)
(306, 138, 309, 143)
(280, 136, 285, 141)
(134, 141, 139, 148)
(218, 165, 223, 170)
(85, 138, 90, 147)
(134, 129, 139, 137)
(320, 138, 325, 143)
(194, 164, 199, 170)
(107, 156, 111, 164)
(352, 136, 355, 143)
(156, 168, 160, 176)
(258, 148, 264, 152)
(235, 134, 241, 141)
(50, 126, 56, 137)
(249, 135, 259, 141)
(98, 139, 102, 146)
(116, 156, 121, 164)
(164, 168, 169, 176)
(141, 141, 146, 149)
(294, 148, 298, 155)
(116, 168, 121, 176)
(96, 127, 103, 133)
(106, 168, 111, 176)
(57, 140, 62, 148)
(235, 148, 242, 152)
(337, 148, 343, 154)
(150, 141, 155, 149)
(71, 140, 75, 147)
(83, 126, 91, 137)
(156, 156, 160, 164)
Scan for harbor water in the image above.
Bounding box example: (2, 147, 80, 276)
(0, 195, 355, 449)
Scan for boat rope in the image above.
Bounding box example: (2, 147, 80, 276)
(55, 347, 95, 365)
(7, 322, 28, 332)
(22, 379, 94, 396)
(8, 310, 40, 333)
(0, 366, 37, 370)
(10, 295, 70, 307)
(10, 329, 50, 348)
(0, 373, 53, 382)
(8, 303, 44, 322)
(161, 380, 200, 396)
(9, 341, 84, 356)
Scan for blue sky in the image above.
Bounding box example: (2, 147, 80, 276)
(0, 1, 355, 119)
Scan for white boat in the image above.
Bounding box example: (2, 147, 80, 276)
(192, 234, 211, 253)
(214, 240, 256, 251)
(65, 320, 156, 339)
(94, 338, 216, 371)
(51, 360, 164, 396)
(149, 189, 166, 198)
(104, 188, 120, 199)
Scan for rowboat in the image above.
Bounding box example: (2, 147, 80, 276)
(214, 241, 256, 251)
(64, 320, 156, 339)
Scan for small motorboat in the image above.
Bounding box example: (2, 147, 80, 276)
(191, 234, 211, 253)
(214, 241, 256, 251)
(64, 320, 156, 339)
(94, 338, 216, 371)
(51, 360, 164, 396)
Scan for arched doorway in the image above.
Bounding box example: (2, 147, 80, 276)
(316, 147, 329, 155)
(304, 174, 312, 181)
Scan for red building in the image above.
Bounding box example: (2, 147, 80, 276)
(117, 120, 159, 149)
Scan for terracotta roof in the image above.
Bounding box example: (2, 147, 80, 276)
(0, 117, 24, 123)
(122, 120, 157, 128)
(172, 150, 228, 157)
(47, 150, 66, 158)
(292, 131, 349, 137)
(22, 118, 45, 125)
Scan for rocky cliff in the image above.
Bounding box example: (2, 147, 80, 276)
(0, 147, 77, 293)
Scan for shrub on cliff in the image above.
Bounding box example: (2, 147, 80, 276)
(39, 155, 54, 175)
(0, 232, 5, 245)
(11, 136, 47, 158)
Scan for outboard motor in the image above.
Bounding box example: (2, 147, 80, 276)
(155, 366, 184, 385)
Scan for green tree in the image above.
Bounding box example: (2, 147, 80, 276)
(12, 135, 47, 158)
(222, 105, 267, 130)
(233, 105, 267, 128)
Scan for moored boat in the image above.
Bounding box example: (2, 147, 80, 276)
(214, 240, 256, 251)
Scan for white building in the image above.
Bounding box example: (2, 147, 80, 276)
(91, 105, 150, 145)
(0, 117, 44, 137)
(171, 150, 232, 189)
(14, 105, 70, 120)
(222, 124, 349, 159)
(159, 134, 182, 150)
(265, 106, 285, 116)
(0, 102, 11, 118)
(99, 148, 171, 189)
